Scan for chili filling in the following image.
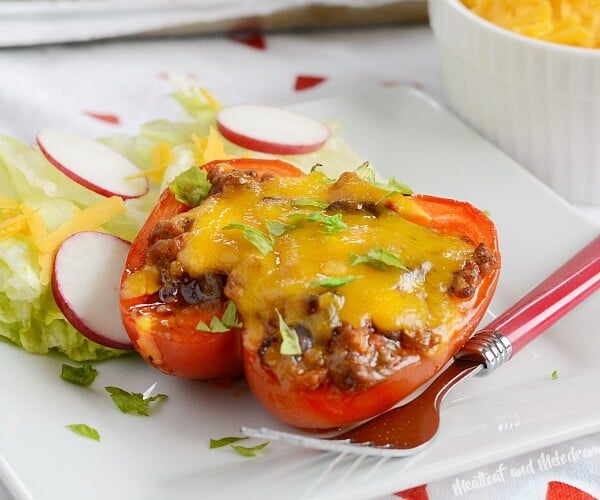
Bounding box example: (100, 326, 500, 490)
(128, 166, 497, 392)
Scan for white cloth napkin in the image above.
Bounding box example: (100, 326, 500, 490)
(0, 0, 422, 47)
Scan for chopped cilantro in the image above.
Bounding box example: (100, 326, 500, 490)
(349, 248, 409, 271)
(310, 275, 361, 288)
(355, 161, 376, 183)
(209, 436, 249, 449)
(276, 309, 302, 356)
(385, 177, 413, 195)
(355, 161, 412, 196)
(221, 300, 242, 328)
(265, 219, 300, 237)
(289, 211, 347, 234)
(60, 363, 98, 387)
(231, 442, 269, 457)
(223, 222, 274, 255)
(105, 386, 168, 416)
(196, 317, 230, 333)
(551, 370, 558, 380)
(197, 301, 243, 332)
(66, 423, 100, 441)
(168, 166, 211, 207)
(209, 436, 269, 457)
(292, 199, 328, 209)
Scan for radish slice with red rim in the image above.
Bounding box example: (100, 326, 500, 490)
(52, 231, 133, 350)
(217, 104, 330, 155)
(37, 129, 149, 199)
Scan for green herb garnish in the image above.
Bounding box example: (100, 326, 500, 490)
(66, 423, 100, 441)
(223, 222, 274, 255)
(105, 386, 168, 416)
(310, 275, 361, 288)
(276, 309, 302, 356)
(289, 211, 347, 234)
(221, 300, 242, 328)
(231, 442, 269, 457)
(209, 436, 269, 457)
(385, 177, 413, 195)
(209, 436, 249, 449)
(551, 370, 558, 380)
(349, 248, 409, 271)
(355, 161, 376, 183)
(197, 301, 243, 332)
(292, 199, 328, 209)
(60, 363, 98, 387)
(265, 219, 300, 237)
(196, 317, 230, 333)
(168, 166, 211, 207)
(355, 162, 413, 197)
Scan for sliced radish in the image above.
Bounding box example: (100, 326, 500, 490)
(217, 104, 330, 155)
(52, 231, 133, 350)
(37, 129, 148, 199)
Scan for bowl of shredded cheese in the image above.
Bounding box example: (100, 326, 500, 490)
(429, 0, 600, 204)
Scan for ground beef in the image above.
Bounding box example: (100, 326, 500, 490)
(449, 242, 497, 299)
(207, 165, 274, 196)
(328, 323, 385, 390)
(258, 320, 429, 392)
(325, 199, 381, 217)
(148, 214, 194, 244)
(449, 259, 481, 298)
(474, 242, 497, 276)
(147, 238, 181, 267)
(381, 327, 435, 351)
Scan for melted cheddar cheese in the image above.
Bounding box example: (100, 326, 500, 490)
(177, 171, 476, 356)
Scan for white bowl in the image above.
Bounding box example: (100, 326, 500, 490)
(429, 0, 600, 205)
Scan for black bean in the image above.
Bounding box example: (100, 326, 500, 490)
(179, 274, 225, 304)
(158, 283, 179, 303)
(294, 324, 314, 352)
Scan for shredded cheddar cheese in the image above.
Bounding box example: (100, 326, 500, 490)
(192, 126, 228, 166)
(177, 171, 476, 349)
(35, 196, 125, 254)
(126, 141, 175, 184)
(0, 214, 28, 241)
(18, 204, 54, 286)
(463, 0, 600, 48)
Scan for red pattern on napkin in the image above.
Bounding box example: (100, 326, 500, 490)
(294, 75, 326, 91)
(229, 31, 266, 50)
(394, 484, 429, 500)
(546, 481, 598, 500)
(83, 111, 121, 125)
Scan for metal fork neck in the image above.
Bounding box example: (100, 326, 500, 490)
(454, 329, 512, 375)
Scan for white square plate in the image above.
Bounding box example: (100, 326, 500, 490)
(1, 87, 599, 500)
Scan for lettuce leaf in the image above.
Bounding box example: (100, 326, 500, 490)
(0, 235, 120, 360)
(0, 137, 127, 360)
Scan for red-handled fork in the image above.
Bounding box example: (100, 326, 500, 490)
(242, 234, 600, 457)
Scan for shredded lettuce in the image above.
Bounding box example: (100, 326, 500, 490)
(0, 140, 133, 360)
(0, 76, 367, 362)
